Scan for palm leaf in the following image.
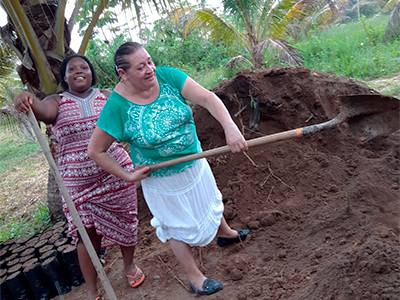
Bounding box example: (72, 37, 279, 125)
(68, 0, 85, 33)
(79, 0, 110, 54)
(0, 81, 25, 107)
(256, 0, 298, 40)
(0, 106, 36, 142)
(222, 0, 258, 45)
(0, 43, 15, 78)
(259, 38, 302, 66)
(226, 54, 255, 69)
(0, 69, 33, 141)
(186, 8, 248, 52)
(55, 0, 67, 55)
(169, 6, 194, 25)
(308, 5, 333, 28)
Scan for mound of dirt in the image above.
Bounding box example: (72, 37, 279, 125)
(53, 66, 399, 300)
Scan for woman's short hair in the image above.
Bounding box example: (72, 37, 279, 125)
(59, 55, 98, 90)
(114, 42, 143, 76)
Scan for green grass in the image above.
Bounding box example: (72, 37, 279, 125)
(295, 14, 400, 80)
(365, 74, 400, 98)
(0, 203, 51, 241)
(386, 86, 400, 98)
(0, 129, 43, 174)
(0, 127, 51, 242)
(190, 67, 237, 90)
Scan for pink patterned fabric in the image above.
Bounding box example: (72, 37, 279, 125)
(51, 89, 138, 247)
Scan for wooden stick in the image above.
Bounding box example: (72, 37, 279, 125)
(149, 110, 352, 172)
(149, 128, 300, 171)
(157, 255, 188, 291)
(27, 108, 118, 300)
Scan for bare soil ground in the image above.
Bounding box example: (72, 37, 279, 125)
(2, 67, 399, 300)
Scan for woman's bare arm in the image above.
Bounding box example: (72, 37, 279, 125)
(88, 127, 151, 182)
(181, 77, 248, 153)
(14, 92, 60, 124)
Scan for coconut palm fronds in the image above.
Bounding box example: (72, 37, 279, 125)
(226, 54, 255, 69)
(0, 106, 36, 142)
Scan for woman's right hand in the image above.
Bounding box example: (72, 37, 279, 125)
(125, 165, 151, 182)
(14, 91, 35, 114)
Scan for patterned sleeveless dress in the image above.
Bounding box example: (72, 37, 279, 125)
(51, 89, 138, 247)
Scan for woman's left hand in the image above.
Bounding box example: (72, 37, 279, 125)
(225, 124, 248, 153)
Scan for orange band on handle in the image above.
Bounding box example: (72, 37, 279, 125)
(296, 128, 303, 137)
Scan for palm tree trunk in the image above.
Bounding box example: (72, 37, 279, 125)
(45, 125, 65, 221)
(47, 169, 65, 221)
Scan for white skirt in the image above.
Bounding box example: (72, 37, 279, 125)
(141, 158, 224, 247)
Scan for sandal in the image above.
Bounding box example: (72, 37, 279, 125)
(126, 267, 145, 288)
(189, 278, 223, 295)
(84, 297, 100, 300)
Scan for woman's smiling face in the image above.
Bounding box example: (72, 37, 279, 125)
(64, 57, 93, 92)
(121, 48, 156, 89)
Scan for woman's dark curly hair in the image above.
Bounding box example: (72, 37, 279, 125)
(59, 55, 98, 90)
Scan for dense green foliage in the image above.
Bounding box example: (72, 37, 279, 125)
(145, 19, 240, 88)
(295, 14, 400, 80)
(85, 11, 400, 92)
(146, 26, 232, 74)
(85, 19, 242, 89)
(84, 36, 124, 89)
(0, 41, 25, 107)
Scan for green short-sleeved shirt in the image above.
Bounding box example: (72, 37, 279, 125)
(97, 67, 202, 177)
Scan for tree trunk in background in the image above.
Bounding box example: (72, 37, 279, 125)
(47, 169, 64, 221)
(46, 125, 65, 221)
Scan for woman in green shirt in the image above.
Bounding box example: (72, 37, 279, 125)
(88, 42, 250, 296)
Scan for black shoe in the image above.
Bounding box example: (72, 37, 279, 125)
(99, 247, 106, 265)
(189, 278, 223, 295)
(217, 229, 250, 247)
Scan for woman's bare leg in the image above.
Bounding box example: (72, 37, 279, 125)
(120, 246, 137, 274)
(217, 216, 240, 238)
(77, 227, 102, 300)
(169, 239, 206, 290)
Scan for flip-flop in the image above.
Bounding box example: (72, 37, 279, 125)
(84, 297, 100, 300)
(126, 268, 145, 288)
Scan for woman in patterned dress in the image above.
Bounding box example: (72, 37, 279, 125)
(13, 55, 150, 300)
(88, 42, 250, 296)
